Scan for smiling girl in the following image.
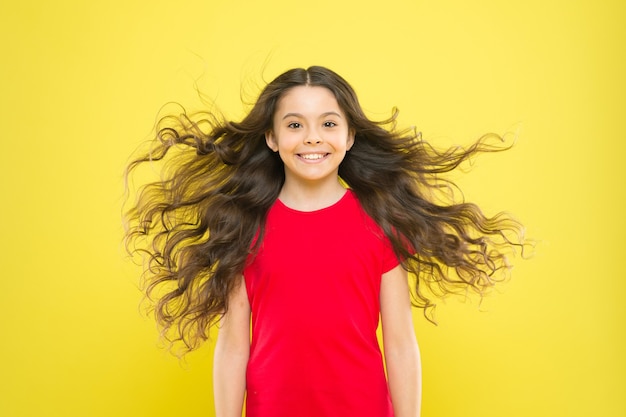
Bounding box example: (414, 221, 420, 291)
(124, 66, 526, 417)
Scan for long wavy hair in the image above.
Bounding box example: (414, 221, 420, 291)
(124, 66, 527, 353)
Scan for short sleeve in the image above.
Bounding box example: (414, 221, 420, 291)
(381, 233, 401, 273)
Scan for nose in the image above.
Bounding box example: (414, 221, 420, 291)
(305, 137, 322, 145)
(305, 127, 322, 145)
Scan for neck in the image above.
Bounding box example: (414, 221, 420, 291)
(278, 177, 347, 212)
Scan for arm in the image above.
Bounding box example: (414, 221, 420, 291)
(380, 265, 422, 417)
(213, 276, 251, 417)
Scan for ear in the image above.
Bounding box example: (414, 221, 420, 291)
(265, 130, 278, 152)
(346, 129, 355, 151)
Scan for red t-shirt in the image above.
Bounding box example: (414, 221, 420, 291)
(244, 190, 399, 417)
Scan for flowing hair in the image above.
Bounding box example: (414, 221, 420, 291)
(124, 66, 528, 353)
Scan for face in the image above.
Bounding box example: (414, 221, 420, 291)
(266, 86, 355, 189)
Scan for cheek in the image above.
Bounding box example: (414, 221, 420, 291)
(335, 131, 353, 149)
(276, 131, 301, 147)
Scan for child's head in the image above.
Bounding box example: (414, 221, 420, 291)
(265, 85, 355, 188)
(230, 66, 393, 188)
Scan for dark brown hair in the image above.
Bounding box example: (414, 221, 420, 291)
(124, 66, 527, 353)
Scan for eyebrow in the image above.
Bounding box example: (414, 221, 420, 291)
(281, 111, 343, 120)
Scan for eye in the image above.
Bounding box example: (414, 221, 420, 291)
(323, 121, 337, 128)
(287, 122, 302, 129)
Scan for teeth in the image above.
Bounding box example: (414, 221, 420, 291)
(300, 153, 325, 160)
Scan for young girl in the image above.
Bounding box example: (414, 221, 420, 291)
(124, 66, 525, 417)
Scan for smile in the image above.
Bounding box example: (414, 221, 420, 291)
(298, 153, 328, 161)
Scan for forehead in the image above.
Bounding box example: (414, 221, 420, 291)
(274, 86, 342, 115)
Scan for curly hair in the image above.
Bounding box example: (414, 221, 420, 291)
(124, 66, 527, 353)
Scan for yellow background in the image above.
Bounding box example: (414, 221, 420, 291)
(1, 0, 624, 416)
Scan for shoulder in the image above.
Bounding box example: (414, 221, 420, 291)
(344, 190, 386, 236)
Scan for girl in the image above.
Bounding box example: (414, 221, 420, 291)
(124, 66, 526, 417)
